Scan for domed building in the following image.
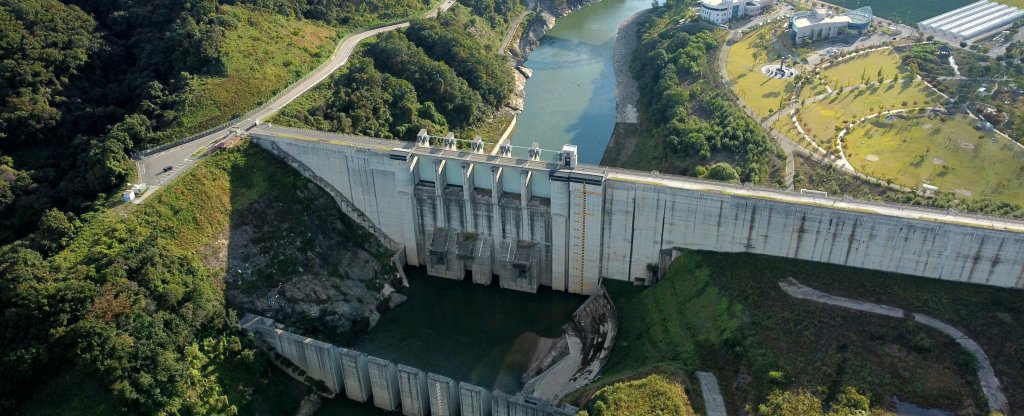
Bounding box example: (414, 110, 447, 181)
(789, 6, 872, 43)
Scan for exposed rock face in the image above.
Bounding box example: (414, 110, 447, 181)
(509, 69, 527, 112)
(539, 0, 603, 17)
(518, 11, 557, 57)
(202, 182, 405, 343)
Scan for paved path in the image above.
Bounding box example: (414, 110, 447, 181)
(695, 371, 727, 416)
(498, 1, 534, 55)
(779, 278, 1010, 414)
(136, 0, 457, 188)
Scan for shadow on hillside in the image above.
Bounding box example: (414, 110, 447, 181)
(218, 144, 393, 346)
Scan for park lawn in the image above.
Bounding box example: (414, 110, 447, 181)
(796, 78, 830, 103)
(771, 116, 816, 152)
(161, 5, 341, 140)
(845, 113, 1024, 204)
(819, 49, 904, 88)
(797, 80, 941, 147)
(727, 26, 794, 117)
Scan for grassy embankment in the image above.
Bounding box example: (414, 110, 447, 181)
(16, 141, 373, 415)
(580, 375, 697, 416)
(160, 5, 341, 139)
(587, 250, 1024, 414)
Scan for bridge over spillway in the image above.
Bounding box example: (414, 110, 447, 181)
(248, 124, 1024, 295)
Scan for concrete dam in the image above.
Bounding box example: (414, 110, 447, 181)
(249, 124, 1024, 295)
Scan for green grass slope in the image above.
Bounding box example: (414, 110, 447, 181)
(157, 5, 340, 141)
(581, 375, 697, 416)
(595, 250, 1024, 414)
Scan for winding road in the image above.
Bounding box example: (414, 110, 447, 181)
(135, 0, 457, 193)
(779, 278, 1009, 415)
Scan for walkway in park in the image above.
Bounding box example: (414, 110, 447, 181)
(134, 0, 457, 197)
(778, 278, 1009, 415)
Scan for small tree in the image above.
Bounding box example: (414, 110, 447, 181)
(702, 162, 741, 183)
(35, 208, 79, 254)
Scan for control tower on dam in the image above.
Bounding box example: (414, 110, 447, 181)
(248, 125, 1024, 295)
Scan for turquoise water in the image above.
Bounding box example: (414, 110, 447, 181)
(354, 268, 584, 393)
(315, 268, 584, 415)
(823, 0, 968, 23)
(510, 0, 650, 164)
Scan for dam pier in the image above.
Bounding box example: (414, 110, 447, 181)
(250, 125, 1024, 295)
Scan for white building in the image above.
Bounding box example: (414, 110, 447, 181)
(699, 0, 771, 24)
(790, 6, 872, 44)
(919, 1, 1024, 41)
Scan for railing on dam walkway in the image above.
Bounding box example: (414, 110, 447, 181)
(240, 314, 578, 416)
(248, 124, 1024, 233)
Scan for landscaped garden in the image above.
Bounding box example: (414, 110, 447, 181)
(818, 48, 903, 87)
(797, 78, 941, 148)
(726, 25, 795, 118)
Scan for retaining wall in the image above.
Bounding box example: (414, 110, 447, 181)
(240, 314, 578, 415)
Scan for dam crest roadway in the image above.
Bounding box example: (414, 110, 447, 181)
(247, 124, 1024, 295)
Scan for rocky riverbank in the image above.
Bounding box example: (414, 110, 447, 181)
(507, 0, 605, 114)
(603, 8, 649, 166)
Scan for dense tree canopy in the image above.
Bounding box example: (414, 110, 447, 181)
(275, 7, 513, 140)
(231, 0, 432, 26)
(630, 8, 783, 185)
(406, 14, 514, 109)
(294, 56, 449, 139)
(0, 0, 227, 243)
(0, 0, 99, 144)
(365, 30, 489, 129)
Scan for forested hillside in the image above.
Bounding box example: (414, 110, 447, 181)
(0, 0, 438, 245)
(2, 140, 401, 415)
(0, 0, 524, 412)
(612, 0, 784, 185)
(271, 4, 517, 140)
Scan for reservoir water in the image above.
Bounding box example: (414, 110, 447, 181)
(509, 0, 649, 164)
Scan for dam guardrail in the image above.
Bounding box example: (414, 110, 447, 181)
(248, 123, 1024, 233)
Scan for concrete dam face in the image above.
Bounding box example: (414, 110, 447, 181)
(250, 125, 1024, 295)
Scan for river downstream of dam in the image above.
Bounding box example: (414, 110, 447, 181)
(509, 0, 650, 163)
(316, 268, 585, 415)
